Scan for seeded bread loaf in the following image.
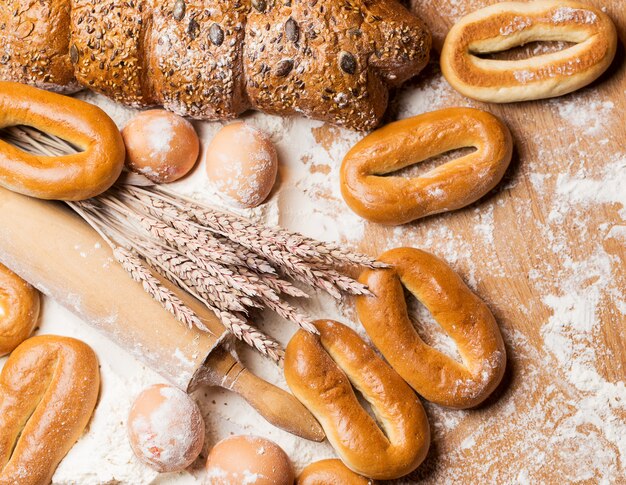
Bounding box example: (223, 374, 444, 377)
(0, 0, 78, 93)
(0, 0, 431, 130)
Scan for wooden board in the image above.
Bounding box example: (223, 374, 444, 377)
(314, 1, 625, 482)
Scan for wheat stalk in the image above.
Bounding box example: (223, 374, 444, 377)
(124, 188, 278, 275)
(73, 200, 285, 363)
(136, 188, 371, 297)
(155, 185, 388, 270)
(1, 126, 382, 365)
(69, 202, 211, 331)
(112, 247, 209, 331)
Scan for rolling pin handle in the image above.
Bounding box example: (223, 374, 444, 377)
(229, 367, 326, 442)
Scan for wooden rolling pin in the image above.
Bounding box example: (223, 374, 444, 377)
(0, 186, 324, 442)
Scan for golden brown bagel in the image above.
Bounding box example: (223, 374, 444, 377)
(0, 82, 125, 200)
(441, 1, 618, 103)
(0, 263, 40, 357)
(298, 459, 376, 485)
(357, 248, 506, 409)
(340, 108, 512, 225)
(285, 320, 430, 480)
(0, 335, 100, 485)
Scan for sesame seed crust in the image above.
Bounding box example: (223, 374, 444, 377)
(0, 0, 80, 93)
(0, 0, 431, 130)
(70, 0, 154, 107)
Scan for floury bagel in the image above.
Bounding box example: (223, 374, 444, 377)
(340, 108, 512, 225)
(0, 263, 40, 356)
(357, 248, 506, 409)
(298, 459, 375, 484)
(441, 1, 618, 103)
(0, 335, 100, 484)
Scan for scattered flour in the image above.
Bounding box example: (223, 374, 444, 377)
(553, 99, 616, 136)
(145, 116, 176, 162)
(53, 362, 161, 485)
(551, 6, 598, 24)
(2, 11, 620, 482)
(500, 16, 532, 36)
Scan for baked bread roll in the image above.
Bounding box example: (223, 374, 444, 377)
(0, 0, 431, 130)
(357, 248, 506, 409)
(0, 82, 125, 200)
(340, 108, 513, 225)
(441, 1, 618, 103)
(0, 263, 40, 357)
(0, 335, 100, 485)
(285, 319, 430, 480)
(298, 459, 376, 485)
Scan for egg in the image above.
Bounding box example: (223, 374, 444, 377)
(204, 122, 278, 208)
(122, 110, 200, 183)
(127, 384, 205, 473)
(205, 435, 294, 485)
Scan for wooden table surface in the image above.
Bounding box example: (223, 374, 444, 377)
(2, 1, 621, 483)
(329, 1, 625, 482)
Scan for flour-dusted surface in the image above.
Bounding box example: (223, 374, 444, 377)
(0, 0, 623, 483)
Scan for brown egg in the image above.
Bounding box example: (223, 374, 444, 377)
(298, 459, 376, 484)
(204, 122, 278, 208)
(127, 384, 205, 473)
(122, 110, 199, 183)
(205, 435, 294, 485)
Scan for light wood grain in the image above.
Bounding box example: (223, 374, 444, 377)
(329, 1, 625, 482)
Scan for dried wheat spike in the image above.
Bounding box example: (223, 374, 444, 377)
(217, 310, 285, 365)
(112, 246, 210, 333)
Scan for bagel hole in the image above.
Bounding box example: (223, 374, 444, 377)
(352, 383, 393, 440)
(471, 40, 576, 61)
(380, 147, 477, 179)
(404, 289, 463, 363)
(0, 291, 6, 317)
(8, 404, 39, 461)
(0, 125, 82, 157)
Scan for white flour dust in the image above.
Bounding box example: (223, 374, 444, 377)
(0, 15, 622, 481)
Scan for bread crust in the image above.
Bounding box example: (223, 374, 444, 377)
(0, 263, 39, 357)
(340, 107, 513, 225)
(148, 0, 249, 119)
(298, 459, 376, 485)
(70, 0, 154, 107)
(244, 0, 430, 130)
(0, 0, 79, 93)
(0, 335, 100, 485)
(357, 248, 506, 409)
(284, 319, 430, 480)
(441, 1, 618, 103)
(0, 82, 125, 200)
(0, 0, 431, 130)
